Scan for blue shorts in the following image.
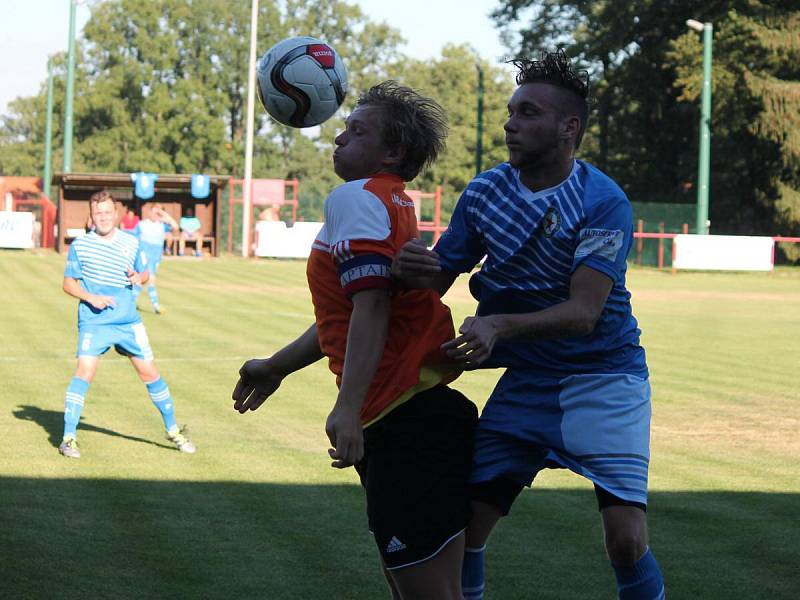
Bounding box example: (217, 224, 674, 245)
(141, 242, 164, 275)
(76, 322, 154, 361)
(470, 371, 651, 506)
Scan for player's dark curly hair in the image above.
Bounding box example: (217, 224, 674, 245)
(510, 49, 591, 149)
(357, 81, 448, 181)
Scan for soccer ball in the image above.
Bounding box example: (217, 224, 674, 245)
(257, 36, 348, 128)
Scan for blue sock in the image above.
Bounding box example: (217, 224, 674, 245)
(613, 547, 665, 600)
(462, 545, 485, 600)
(63, 377, 90, 439)
(146, 377, 176, 432)
(147, 284, 160, 310)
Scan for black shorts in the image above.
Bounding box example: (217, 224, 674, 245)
(355, 384, 478, 570)
(470, 477, 647, 515)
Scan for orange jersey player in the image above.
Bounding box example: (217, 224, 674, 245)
(306, 173, 459, 426)
(232, 81, 477, 600)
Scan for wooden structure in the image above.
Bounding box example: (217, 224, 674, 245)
(52, 172, 229, 255)
(0, 176, 57, 248)
(406, 186, 445, 243)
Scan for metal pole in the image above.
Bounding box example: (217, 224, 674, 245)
(696, 23, 713, 234)
(241, 0, 259, 257)
(62, 0, 78, 173)
(43, 57, 55, 198)
(475, 64, 484, 176)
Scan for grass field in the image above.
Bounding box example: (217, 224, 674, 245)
(2, 249, 799, 599)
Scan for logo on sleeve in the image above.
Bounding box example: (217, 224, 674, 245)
(575, 228, 624, 261)
(542, 207, 561, 237)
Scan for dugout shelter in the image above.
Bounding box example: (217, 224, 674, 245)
(52, 172, 229, 256)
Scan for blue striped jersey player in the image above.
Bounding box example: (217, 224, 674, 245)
(133, 203, 178, 314)
(394, 50, 665, 600)
(59, 190, 194, 459)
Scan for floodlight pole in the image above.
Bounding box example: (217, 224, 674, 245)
(62, 0, 79, 173)
(43, 57, 55, 199)
(241, 0, 259, 257)
(687, 19, 713, 235)
(475, 64, 484, 176)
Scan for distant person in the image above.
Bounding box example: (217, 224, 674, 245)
(178, 206, 203, 256)
(59, 190, 195, 459)
(121, 207, 140, 233)
(257, 204, 281, 222)
(232, 82, 476, 600)
(134, 203, 178, 314)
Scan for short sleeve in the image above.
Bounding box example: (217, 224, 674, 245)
(324, 183, 393, 297)
(133, 223, 141, 237)
(135, 244, 148, 272)
(64, 243, 82, 279)
(433, 185, 485, 273)
(572, 195, 633, 283)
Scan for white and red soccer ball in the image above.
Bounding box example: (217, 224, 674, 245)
(257, 36, 348, 128)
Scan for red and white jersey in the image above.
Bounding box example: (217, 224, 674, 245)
(307, 173, 459, 426)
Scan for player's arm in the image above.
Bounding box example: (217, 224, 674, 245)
(443, 265, 612, 368)
(62, 276, 116, 310)
(159, 210, 178, 230)
(233, 323, 324, 413)
(325, 288, 391, 469)
(391, 240, 459, 296)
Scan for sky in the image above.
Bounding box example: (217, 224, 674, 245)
(0, 0, 510, 115)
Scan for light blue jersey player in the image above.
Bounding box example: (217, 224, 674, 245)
(133, 203, 177, 314)
(59, 190, 194, 459)
(395, 51, 664, 600)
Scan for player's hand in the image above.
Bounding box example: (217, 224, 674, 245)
(127, 268, 143, 286)
(325, 403, 363, 469)
(87, 294, 116, 310)
(442, 315, 498, 370)
(392, 239, 441, 286)
(232, 358, 284, 413)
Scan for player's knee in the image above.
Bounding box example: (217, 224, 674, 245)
(604, 529, 647, 566)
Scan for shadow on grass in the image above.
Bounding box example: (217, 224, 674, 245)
(12, 405, 172, 450)
(0, 477, 797, 599)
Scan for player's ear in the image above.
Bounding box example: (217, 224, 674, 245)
(382, 145, 405, 168)
(560, 115, 581, 145)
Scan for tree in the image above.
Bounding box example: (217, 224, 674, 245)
(491, 0, 800, 236)
(391, 44, 515, 222)
(0, 0, 402, 183)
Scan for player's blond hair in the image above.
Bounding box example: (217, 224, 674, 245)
(357, 81, 448, 181)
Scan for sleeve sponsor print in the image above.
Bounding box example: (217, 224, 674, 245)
(575, 228, 624, 262)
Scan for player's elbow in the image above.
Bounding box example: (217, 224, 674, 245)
(573, 306, 602, 336)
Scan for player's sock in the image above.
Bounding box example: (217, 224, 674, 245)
(146, 377, 176, 431)
(63, 377, 90, 439)
(613, 547, 665, 600)
(462, 545, 486, 600)
(147, 284, 160, 311)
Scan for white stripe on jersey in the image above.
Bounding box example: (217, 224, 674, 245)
(71, 231, 139, 288)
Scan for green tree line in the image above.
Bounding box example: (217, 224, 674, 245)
(1, 0, 798, 240)
(492, 0, 800, 238)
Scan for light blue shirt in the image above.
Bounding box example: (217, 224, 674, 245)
(64, 230, 146, 327)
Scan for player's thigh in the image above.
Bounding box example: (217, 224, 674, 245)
(390, 531, 464, 600)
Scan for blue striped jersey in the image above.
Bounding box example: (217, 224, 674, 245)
(64, 229, 146, 327)
(135, 219, 171, 247)
(435, 160, 647, 378)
